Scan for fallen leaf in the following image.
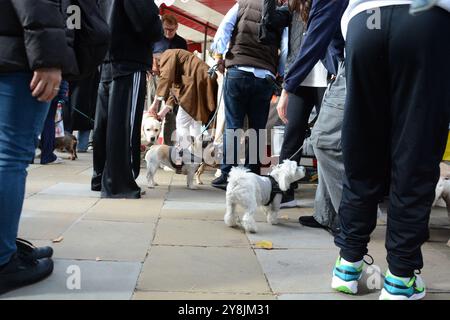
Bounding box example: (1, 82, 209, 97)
(255, 241, 273, 250)
(96, 257, 102, 262)
(52, 236, 64, 243)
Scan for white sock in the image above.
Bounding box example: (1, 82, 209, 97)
(341, 257, 363, 269)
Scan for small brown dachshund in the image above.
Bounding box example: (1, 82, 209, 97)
(55, 132, 78, 160)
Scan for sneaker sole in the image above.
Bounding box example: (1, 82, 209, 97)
(331, 276, 358, 295)
(379, 288, 426, 300)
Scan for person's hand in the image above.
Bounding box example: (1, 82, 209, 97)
(277, 89, 289, 124)
(157, 105, 172, 121)
(30, 68, 62, 102)
(149, 99, 161, 117)
(216, 58, 225, 74)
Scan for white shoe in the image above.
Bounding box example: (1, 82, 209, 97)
(379, 270, 426, 300)
(45, 157, 64, 165)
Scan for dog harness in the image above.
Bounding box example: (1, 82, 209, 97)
(264, 175, 284, 206)
(168, 147, 202, 175)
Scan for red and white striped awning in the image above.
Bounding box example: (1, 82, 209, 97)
(156, 0, 236, 43)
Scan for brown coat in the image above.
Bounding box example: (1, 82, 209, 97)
(156, 49, 218, 124)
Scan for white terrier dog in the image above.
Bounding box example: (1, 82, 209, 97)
(224, 160, 306, 233)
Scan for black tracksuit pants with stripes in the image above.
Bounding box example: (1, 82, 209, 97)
(335, 6, 450, 277)
(92, 71, 146, 199)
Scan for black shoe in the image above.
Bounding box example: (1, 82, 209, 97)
(299, 215, 327, 229)
(0, 254, 54, 295)
(212, 174, 228, 191)
(16, 238, 53, 261)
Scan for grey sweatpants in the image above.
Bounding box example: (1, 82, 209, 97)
(310, 62, 346, 230)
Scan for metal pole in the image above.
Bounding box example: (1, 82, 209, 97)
(203, 24, 208, 61)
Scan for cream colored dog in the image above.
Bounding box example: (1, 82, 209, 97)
(142, 114, 162, 145)
(433, 163, 450, 247)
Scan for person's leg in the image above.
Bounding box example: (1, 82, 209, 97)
(0, 73, 50, 266)
(246, 77, 273, 174)
(131, 71, 147, 179)
(77, 130, 90, 152)
(335, 11, 391, 263)
(40, 101, 58, 164)
(313, 147, 344, 231)
(218, 69, 250, 176)
(176, 107, 195, 150)
(164, 105, 178, 147)
(279, 87, 317, 164)
(101, 73, 141, 199)
(92, 80, 109, 191)
(385, 6, 450, 277)
(306, 62, 347, 230)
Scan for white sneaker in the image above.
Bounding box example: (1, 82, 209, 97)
(379, 270, 426, 300)
(46, 157, 64, 165)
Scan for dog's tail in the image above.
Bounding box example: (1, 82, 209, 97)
(227, 167, 251, 191)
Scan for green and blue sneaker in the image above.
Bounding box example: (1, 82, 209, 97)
(331, 257, 365, 295)
(379, 270, 426, 300)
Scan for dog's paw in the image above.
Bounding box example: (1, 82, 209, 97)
(187, 184, 198, 190)
(224, 213, 238, 227)
(242, 219, 258, 234)
(267, 215, 279, 225)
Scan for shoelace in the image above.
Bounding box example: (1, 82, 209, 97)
(363, 254, 374, 266)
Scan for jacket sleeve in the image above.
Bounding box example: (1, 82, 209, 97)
(262, 0, 290, 30)
(260, 0, 290, 47)
(156, 51, 177, 101)
(11, 0, 72, 71)
(284, 0, 345, 93)
(124, 0, 163, 44)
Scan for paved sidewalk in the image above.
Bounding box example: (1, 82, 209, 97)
(1, 152, 449, 300)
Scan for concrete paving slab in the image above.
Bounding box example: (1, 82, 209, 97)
(137, 246, 270, 294)
(256, 249, 338, 294)
(52, 220, 155, 262)
(84, 198, 163, 222)
(166, 187, 225, 204)
(23, 194, 99, 214)
(161, 201, 225, 221)
(248, 222, 335, 249)
(133, 291, 276, 300)
(153, 219, 250, 247)
(0, 260, 142, 300)
(38, 183, 100, 198)
(18, 210, 83, 240)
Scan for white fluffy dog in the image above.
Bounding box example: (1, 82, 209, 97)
(433, 177, 450, 247)
(225, 160, 306, 233)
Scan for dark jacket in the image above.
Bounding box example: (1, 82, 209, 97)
(261, 0, 348, 92)
(153, 34, 188, 54)
(225, 0, 280, 75)
(0, 0, 78, 74)
(99, 0, 163, 69)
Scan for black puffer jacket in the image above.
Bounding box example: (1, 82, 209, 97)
(98, 0, 163, 68)
(0, 0, 78, 75)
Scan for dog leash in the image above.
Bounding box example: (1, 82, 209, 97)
(72, 106, 95, 125)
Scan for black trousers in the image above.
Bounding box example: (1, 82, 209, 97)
(336, 6, 450, 277)
(92, 71, 146, 199)
(280, 86, 325, 163)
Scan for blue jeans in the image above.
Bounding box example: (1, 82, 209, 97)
(221, 68, 273, 175)
(77, 130, 91, 152)
(0, 73, 50, 265)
